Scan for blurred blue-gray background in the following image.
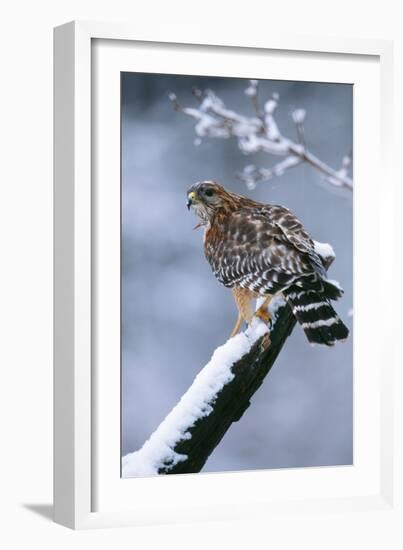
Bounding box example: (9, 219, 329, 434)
(121, 73, 353, 474)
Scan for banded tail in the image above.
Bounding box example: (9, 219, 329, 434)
(284, 279, 349, 346)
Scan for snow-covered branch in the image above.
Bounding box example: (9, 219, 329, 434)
(122, 317, 271, 477)
(169, 81, 353, 192)
(123, 244, 335, 477)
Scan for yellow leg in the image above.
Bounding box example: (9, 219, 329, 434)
(230, 313, 243, 338)
(230, 290, 274, 337)
(255, 295, 273, 324)
(230, 287, 255, 337)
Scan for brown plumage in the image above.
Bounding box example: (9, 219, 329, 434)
(187, 180, 349, 346)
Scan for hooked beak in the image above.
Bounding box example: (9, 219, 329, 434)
(187, 191, 197, 210)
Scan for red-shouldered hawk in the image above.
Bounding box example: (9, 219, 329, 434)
(187, 181, 349, 346)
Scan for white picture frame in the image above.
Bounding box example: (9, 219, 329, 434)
(54, 20, 398, 530)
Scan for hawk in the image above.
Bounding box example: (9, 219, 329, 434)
(186, 181, 349, 346)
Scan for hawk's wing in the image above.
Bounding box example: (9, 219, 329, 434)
(260, 204, 326, 275)
(205, 205, 324, 294)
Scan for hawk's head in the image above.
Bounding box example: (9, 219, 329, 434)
(186, 181, 240, 224)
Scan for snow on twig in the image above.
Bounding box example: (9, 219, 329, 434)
(240, 156, 302, 190)
(292, 108, 307, 148)
(169, 81, 353, 192)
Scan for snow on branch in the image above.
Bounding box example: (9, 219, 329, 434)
(169, 81, 353, 192)
(123, 244, 335, 477)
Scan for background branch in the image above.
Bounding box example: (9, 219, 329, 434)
(169, 81, 353, 192)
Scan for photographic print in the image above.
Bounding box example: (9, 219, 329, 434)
(121, 73, 353, 478)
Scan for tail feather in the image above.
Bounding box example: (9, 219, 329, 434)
(284, 281, 349, 346)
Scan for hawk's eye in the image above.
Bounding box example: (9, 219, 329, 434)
(204, 188, 215, 197)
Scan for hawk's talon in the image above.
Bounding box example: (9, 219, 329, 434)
(255, 308, 271, 324)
